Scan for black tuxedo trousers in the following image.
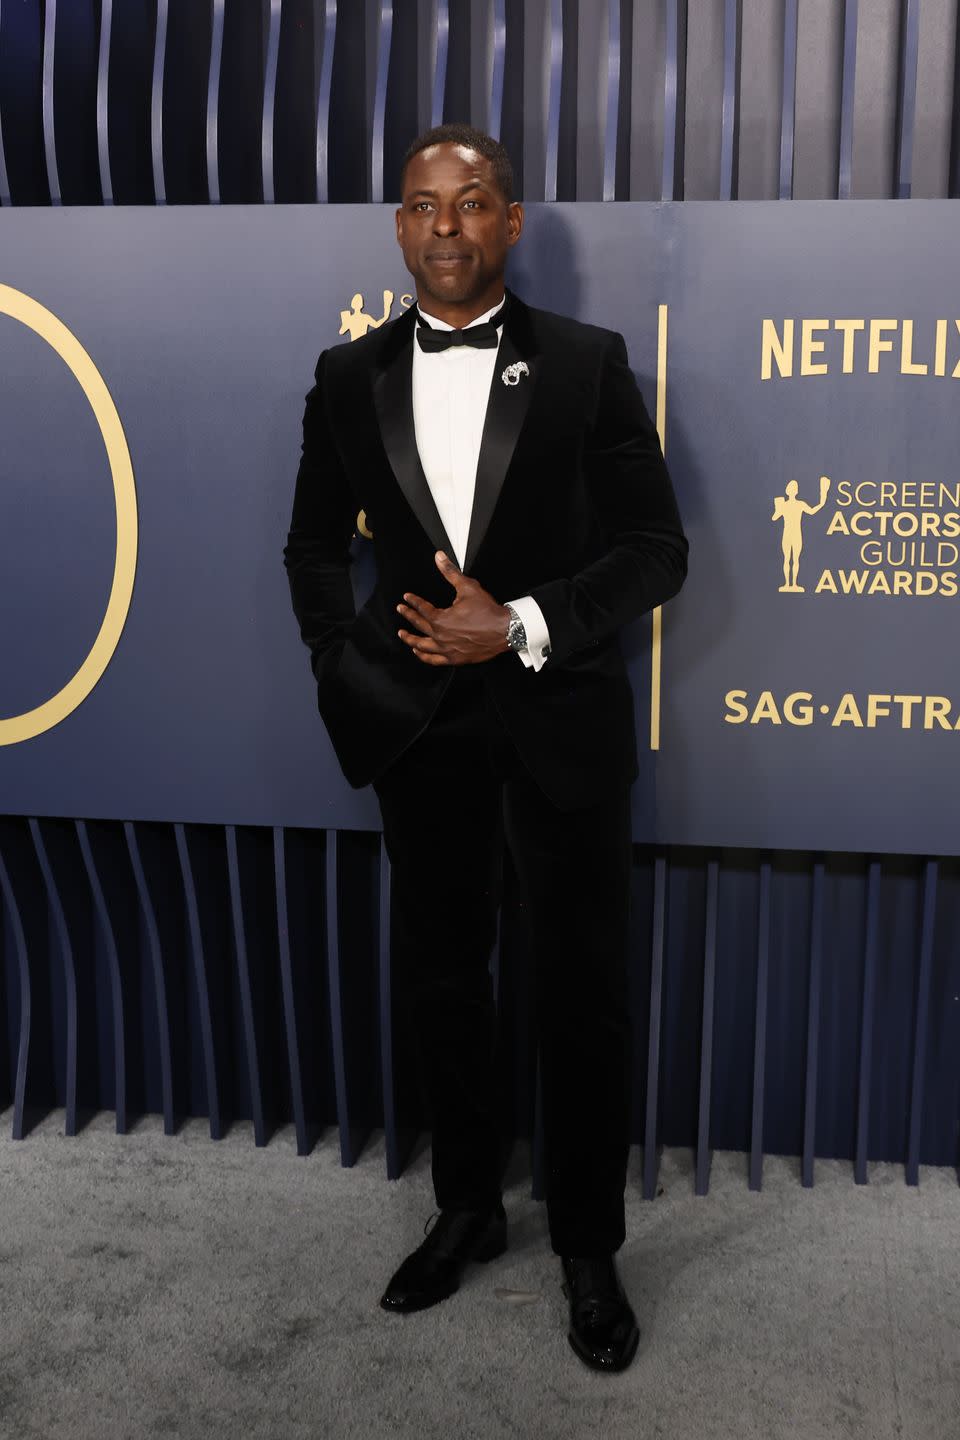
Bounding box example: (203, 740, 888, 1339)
(374, 664, 633, 1257)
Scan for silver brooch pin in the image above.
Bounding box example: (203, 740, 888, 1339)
(501, 360, 529, 387)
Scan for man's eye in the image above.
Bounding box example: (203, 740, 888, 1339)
(414, 201, 432, 211)
(462, 200, 479, 208)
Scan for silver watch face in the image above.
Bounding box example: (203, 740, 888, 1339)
(506, 613, 526, 651)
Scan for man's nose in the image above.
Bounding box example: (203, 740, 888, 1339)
(433, 204, 460, 235)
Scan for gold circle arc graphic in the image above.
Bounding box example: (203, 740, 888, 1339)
(0, 284, 138, 746)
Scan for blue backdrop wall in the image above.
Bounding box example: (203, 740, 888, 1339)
(0, 0, 958, 1197)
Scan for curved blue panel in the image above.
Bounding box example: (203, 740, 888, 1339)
(489, 0, 506, 140)
(41, 0, 61, 205)
(695, 859, 718, 1195)
(544, 0, 563, 202)
(906, 860, 937, 1184)
(602, 0, 620, 201)
(261, 0, 282, 204)
(96, 0, 114, 203)
(719, 0, 739, 200)
(642, 855, 667, 1200)
(896, 0, 920, 199)
(225, 824, 266, 1144)
(431, 0, 449, 127)
(75, 821, 126, 1131)
(151, 0, 169, 204)
(125, 822, 175, 1135)
(838, 0, 858, 200)
(854, 860, 881, 1183)
(28, 820, 77, 1135)
(778, 0, 798, 199)
(315, 0, 337, 202)
(0, 846, 31, 1139)
(749, 860, 771, 1191)
(206, 0, 225, 204)
(802, 860, 825, 1186)
(371, 1, 393, 204)
(273, 826, 309, 1155)
(174, 823, 223, 1139)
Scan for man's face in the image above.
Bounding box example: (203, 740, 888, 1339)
(395, 143, 523, 308)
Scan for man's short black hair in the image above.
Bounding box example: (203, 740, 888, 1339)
(399, 124, 515, 204)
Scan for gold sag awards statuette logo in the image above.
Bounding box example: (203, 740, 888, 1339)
(339, 288, 413, 538)
(0, 285, 137, 746)
(771, 476, 830, 592)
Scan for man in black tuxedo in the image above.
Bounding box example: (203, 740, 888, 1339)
(283, 123, 687, 1373)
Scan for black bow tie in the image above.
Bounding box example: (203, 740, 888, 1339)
(415, 301, 506, 353)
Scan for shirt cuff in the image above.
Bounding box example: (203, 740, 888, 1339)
(505, 595, 552, 672)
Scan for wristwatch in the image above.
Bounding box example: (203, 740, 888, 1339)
(504, 603, 528, 652)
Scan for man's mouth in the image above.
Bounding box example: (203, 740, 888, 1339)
(427, 252, 471, 263)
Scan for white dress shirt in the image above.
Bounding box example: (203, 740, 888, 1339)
(411, 296, 551, 671)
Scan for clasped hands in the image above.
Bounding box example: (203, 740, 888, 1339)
(397, 551, 510, 666)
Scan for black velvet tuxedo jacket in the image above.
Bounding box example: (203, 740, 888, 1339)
(283, 287, 688, 811)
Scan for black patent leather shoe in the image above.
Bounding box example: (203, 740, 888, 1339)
(560, 1254, 640, 1372)
(379, 1200, 507, 1314)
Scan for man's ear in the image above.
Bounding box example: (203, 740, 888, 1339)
(506, 202, 524, 246)
(395, 208, 403, 244)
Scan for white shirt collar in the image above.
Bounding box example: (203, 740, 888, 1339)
(415, 295, 507, 333)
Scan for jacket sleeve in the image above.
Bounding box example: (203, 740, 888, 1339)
(527, 330, 688, 665)
(282, 349, 357, 684)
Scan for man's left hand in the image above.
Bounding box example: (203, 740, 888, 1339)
(397, 552, 510, 665)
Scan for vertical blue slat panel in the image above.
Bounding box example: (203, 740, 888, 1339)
(96, 0, 114, 203)
(42, 0, 61, 204)
(642, 855, 667, 1199)
(152, 0, 169, 203)
(0, 0, 9, 204)
(261, 0, 282, 203)
(778, 0, 798, 198)
(895, 0, 920, 198)
(206, 0, 225, 203)
(602, 0, 621, 200)
(906, 860, 938, 1184)
(489, 0, 506, 139)
(432, 0, 449, 127)
(273, 826, 309, 1153)
(695, 859, 719, 1195)
(855, 860, 881, 1183)
(378, 835, 400, 1177)
(661, 0, 686, 201)
(316, 0, 337, 201)
(0, 844, 32, 1139)
(124, 822, 175, 1135)
(749, 860, 771, 1190)
(544, 0, 563, 201)
(719, 0, 740, 199)
(28, 820, 77, 1135)
(75, 821, 127, 1131)
(837, 0, 858, 199)
(371, 0, 393, 203)
(326, 831, 354, 1165)
(174, 823, 223, 1139)
(225, 824, 267, 1145)
(802, 859, 825, 1186)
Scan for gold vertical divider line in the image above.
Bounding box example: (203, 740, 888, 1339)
(650, 303, 668, 750)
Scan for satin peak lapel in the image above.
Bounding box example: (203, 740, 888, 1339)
(463, 293, 539, 574)
(371, 310, 456, 559)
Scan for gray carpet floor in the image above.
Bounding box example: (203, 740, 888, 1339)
(0, 1111, 956, 1440)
